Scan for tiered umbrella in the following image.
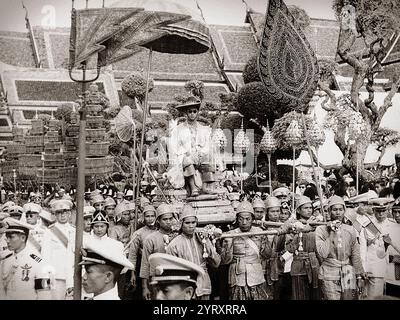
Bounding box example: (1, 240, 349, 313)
(234, 119, 251, 192)
(259, 122, 277, 194)
(285, 119, 303, 214)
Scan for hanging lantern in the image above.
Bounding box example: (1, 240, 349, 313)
(212, 128, 227, 150)
(285, 119, 303, 145)
(260, 122, 277, 154)
(234, 120, 251, 154)
(309, 115, 325, 147)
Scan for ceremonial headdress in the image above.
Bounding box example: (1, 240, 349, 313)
(236, 201, 254, 216)
(179, 204, 197, 221)
(327, 195, 346, 208)
(264, 196, 281, 210)
(370, 198, 393, 211)
(156, 203, 175, 220)
(104, 197, 116, 208)
(272, 187, 290, 198)
(91, 210, 110, 225)
(296, 196, 312, 211)
(252, 198, 265, 209)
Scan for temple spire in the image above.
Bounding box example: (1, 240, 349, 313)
(22, 1, 41, 68)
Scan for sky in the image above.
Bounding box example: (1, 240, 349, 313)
(0, 0, 336, 32)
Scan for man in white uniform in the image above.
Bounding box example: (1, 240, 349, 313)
(41, 199, 75, 300)
(0, 218, 55, 300)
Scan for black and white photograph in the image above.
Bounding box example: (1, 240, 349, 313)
(0, 0, 400, 307)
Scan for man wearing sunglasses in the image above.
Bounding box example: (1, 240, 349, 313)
(167, 96, 214, 198)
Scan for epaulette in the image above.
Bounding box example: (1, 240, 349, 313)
(30, 253, 42, 263)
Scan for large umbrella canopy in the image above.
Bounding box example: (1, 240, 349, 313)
(69, 0, 211, 68)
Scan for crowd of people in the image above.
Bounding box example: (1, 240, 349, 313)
(0, 173, 399, 301)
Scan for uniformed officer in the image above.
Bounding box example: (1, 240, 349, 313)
(0, 218, 55, 300)
(40, 199, 75, 300)
(0, 212, 12, 261)
(365, 198, 395, 298)
(80, 239, 134, 300)
(149, 253, 205, 300)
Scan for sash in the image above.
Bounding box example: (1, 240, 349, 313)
(49, 225, 68, 248)
(29, 234, 41, 253)
(246, 237, 260, 258)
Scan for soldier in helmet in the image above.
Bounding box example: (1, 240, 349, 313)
(127, 204, 157, 299)
(166, 204, 220, 300)
(219, 201, 271, 300)
(140, 203, 178, 300)
(316, 195, 365, 300)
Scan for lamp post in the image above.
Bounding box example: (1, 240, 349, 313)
(285, 119, 303, 216)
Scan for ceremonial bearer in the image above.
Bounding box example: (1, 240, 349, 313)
(166, 204, 221, 300)
(140, 203, 177, 300)
(220, 201, 271, 300)
(316, 196, 365, 300)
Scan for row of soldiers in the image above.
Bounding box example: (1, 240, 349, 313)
(0, 184, 399, 300)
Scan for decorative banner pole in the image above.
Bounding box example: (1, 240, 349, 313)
(259, 121, 277, 195)
(234, 119, 251, 193)
(135, 47, 153, 232)
(41, 152, 45, 195)
(69, 59, 101, 300)
(12, 169, 16, 193)
(285, 119, 303, 215)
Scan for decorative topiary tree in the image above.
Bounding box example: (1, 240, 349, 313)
(318, 0, 400, 181)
